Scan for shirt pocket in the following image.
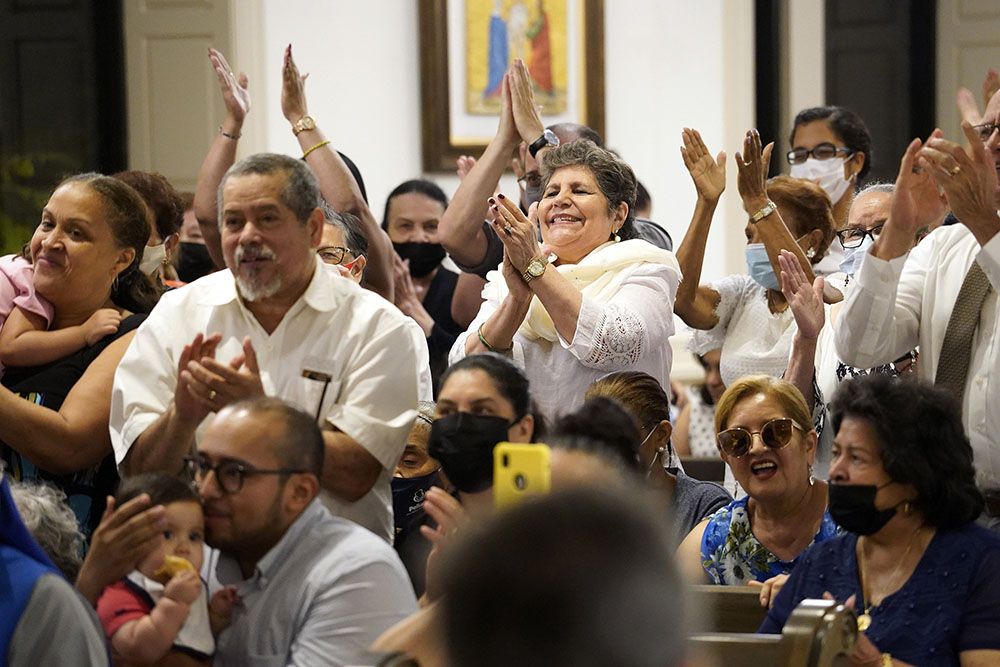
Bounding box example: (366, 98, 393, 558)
(294, 355, 343, 422)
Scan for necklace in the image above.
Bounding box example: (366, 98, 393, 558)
(856, 528, 926, 632)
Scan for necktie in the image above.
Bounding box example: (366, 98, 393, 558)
(935, 260, 993, 402)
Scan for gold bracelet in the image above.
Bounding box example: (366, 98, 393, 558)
(477, 323, 513, 354)
(218, 125, 241, 140)
(749, 200, 776, 223)
(302, 140, 331, 159)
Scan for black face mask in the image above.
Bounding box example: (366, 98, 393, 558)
(427, 413, 511, 494)
(392, 469, 441, 535)
(393, 241, 446, 277)
(828, 482, 899, 535)
(176, 242, 216, 283)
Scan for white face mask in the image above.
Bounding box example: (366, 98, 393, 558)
(139, 243, 167, 275)
(790, 156, 855, 205)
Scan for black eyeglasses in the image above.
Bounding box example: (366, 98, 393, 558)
(183, 455, 307, 494)
(716, 418, 805, 458)
(836, 224, 883, 249)
(316, 245, 353, 265)
(973, 123, 999, 142)
(786, 143, 853, 164)
(518, 172, 544, 188)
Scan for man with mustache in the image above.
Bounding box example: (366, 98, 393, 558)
(110, 153, 427, 542)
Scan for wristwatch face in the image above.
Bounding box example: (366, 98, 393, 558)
(295, 116, 316, 133)
(542, 128, 559, 147)
(527, 258, 546, 277)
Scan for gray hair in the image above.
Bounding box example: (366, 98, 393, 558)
(320, 200, 369, 258)
(9, 481, 84, 580)
(415, 400, 436, 428)
(540, 140, 638, 237)
(856, 181, 894, 198)
(217, 153, 320, 228)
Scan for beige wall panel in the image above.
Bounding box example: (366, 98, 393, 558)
(938, 0, 1000, 140)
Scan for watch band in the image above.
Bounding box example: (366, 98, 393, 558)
(528, 130, 558, 159)
(749, 201, 777, 224)
(522, 256, 548, 283)
(292, 115, 316, 136)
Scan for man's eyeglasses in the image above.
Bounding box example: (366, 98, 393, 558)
(317, 246, 353, 265)
(716, 418, 805, 458)
(786, 143, 853, 164)
(518, 172, 544, 188)
(973, 123, 999, 142)
(835, 224, 883, 249)
(183, 455, 306, 494)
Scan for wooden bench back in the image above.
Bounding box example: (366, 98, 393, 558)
(689, 599, 858, 667)
(688, 585, 768, 633)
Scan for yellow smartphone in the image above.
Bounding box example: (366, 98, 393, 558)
(493, 442, 551, 510)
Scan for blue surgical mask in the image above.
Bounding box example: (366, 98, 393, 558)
(838, 235, 874, 276)
(745, 243, 780, 291)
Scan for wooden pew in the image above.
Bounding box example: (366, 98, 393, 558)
(680, 456, 726, 483)
(688, 585, 768, 633)
(689, 599, 858, 667)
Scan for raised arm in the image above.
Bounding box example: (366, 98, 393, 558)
(281, 45, 394, 301)
(0, 330, 136, 475)
(439, 69, 524, 267)
(779, 250, 824, 411)
(674, 128, 727, 329)
(735, 129, 814, 289)
(193, 48, 249, 269)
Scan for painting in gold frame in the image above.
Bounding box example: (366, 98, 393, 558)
(419, 0, 604, 172)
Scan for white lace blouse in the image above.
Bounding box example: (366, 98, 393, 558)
(450, 262, 681, 422)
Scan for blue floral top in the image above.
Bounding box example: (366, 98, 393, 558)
(700, 496, 842, 585)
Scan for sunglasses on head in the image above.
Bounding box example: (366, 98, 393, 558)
(716, 418, 805, 457)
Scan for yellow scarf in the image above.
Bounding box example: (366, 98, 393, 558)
(482, 239, 681, 342)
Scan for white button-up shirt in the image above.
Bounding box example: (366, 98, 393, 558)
(110, 257, 429, 540)
(835, 224, 1000, 488)
(210, 499, 418, 667)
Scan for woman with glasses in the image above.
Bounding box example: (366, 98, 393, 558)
(676, 375, 840, 585)
(759, 374, 1000, 667)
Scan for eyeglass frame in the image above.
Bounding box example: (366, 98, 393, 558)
(517, 171, 544, 188)
(785, 143, 854, 165)
(183, 455, 308, 494)
(973, 123, 999, 142)
(716, 417, 806, 458)
(835, 224, 884, 249)
(316, 245, 354, 265)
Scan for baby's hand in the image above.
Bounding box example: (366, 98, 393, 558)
(209, 586, 240, 635)
(82, 308, 122, 346)
(209, 585, 239, 616)
(163, 569, 202, 605)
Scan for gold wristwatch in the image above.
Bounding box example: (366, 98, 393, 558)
(523, 255, 549, 283)
(292, 115, 317, 136)
(749, 200, 777, 223)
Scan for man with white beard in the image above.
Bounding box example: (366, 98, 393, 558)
(110, 153, 426, 542)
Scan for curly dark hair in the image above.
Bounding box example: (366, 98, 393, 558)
(113, 170, 185, 242)
(829, 374, 984, 529)
(540, 139, 639, 241)
(58, 173, 160, 313)
(790, 106, 873, 180)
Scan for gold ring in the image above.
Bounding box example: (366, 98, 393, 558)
(208, 389, 217, 401)
(950, 165, 961, 175)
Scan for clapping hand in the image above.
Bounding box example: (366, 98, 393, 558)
(208, 48, 250, 125)
(681, 128, 726, 202)
(779, 250, 825, 340)
(489, 194, 541, 274)
(281, 44, 309, 123)
(508, 59, 545, 145)
(918, 122, 1000, 244)
(734, 128, 774, 208)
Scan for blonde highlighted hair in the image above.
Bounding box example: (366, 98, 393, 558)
(713, 375, 812, 437)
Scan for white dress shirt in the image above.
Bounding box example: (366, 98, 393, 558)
(835, 224, 1000, 488)
(110, 257, 428, 541)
